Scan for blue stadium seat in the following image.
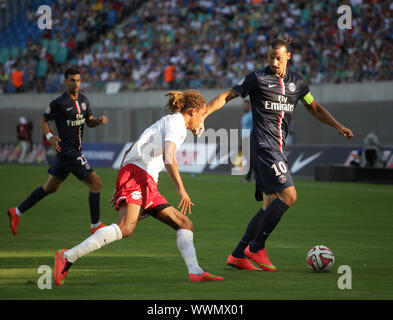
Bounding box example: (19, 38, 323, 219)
(54, 47, 68, 64)
(36, 59, 48, 78)
(41, 39, 50, 49)
(49, 39, 59, 50)
(10, 47, 20, 58)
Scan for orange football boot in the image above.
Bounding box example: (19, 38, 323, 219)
(54, 249, 72, 286)
(244, 245, 277, 272)
(7, 208, 20, 235)
(227, 254, 262, 270)
(189, 272, 224, 282)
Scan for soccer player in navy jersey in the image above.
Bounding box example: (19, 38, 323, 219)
(8, 68, 108, 235)
(198, 38, 354, 271)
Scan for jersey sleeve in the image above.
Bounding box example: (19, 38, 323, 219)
(43, 100, 59, 121)
(299, 78, 314, 106)
(232, 72, 256, 98)
(164, 116, 186, 149)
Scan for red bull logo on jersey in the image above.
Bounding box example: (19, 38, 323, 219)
(264, 95, 295, 112)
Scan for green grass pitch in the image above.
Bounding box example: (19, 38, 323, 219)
(1, 164, 392, 300)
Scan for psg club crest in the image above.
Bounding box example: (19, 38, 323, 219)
(81, 102, 87, 111)
(288, 82, 296, 92)
(278, 174, 287, 184)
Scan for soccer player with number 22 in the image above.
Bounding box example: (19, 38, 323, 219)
(7, 68, 108, 236)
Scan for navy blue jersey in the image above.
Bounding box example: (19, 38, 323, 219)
(43, 92, 92, 152)
(232, 66, 312, 153)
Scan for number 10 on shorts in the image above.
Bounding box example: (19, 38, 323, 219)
(271, 161, 288, 176)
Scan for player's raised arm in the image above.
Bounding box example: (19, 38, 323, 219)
(301, 96, 354, 139)
(163, 140, 194, 215)
(40, 117, 61, 153)
(206, 89, 239, 117)
(193, 89, 239, 136)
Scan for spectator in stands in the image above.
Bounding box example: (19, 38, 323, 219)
(11, 63, 24, 93)
(91, 0, 104, 12)
(23, 59, 36, 91)
(66, 35, 77, 59)
(76, 25, 89, 51)
(1, 0, 392, 93)
(26, 5, 35, 22)
(45, 68, 60, 93)
(164, 61, 176, 89)
(0, 64, 9, 93)
(4, 55, 15, 74)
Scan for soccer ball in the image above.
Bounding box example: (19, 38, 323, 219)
(306, 245, 335, 272)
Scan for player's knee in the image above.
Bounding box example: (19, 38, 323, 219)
(119, 225, 135, 238)
(179, 217, 193, 231)
(43, 184, 60, 194)
(278, 188, 297, 207)
(90, 179, 102, 193)
(284, 192, 297, 206)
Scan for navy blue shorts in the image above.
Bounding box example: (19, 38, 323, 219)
(251, 148, 294, 201)
(48, 149, 94, 181)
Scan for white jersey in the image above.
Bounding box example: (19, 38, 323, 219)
(122, 112, 187, 182)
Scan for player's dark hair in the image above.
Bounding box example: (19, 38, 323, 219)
(64, 68, 81, 79)
(270, 38, 292, 53)
(165, 89, 206, 113)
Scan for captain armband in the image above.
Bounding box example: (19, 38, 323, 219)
(300, 92, 314, 106)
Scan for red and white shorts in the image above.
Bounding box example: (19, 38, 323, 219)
(112, 164, 169, 217)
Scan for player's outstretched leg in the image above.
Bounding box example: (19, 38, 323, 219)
(54, 203, 140, 286)
(154, 206, 224, 282)
(54, 223, 123, 285)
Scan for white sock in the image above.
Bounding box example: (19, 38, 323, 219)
(176, 229, 204, 275)
(64, 223, 122, 263)
(90, 221, 102, 229)
(15, 207, 22, 217)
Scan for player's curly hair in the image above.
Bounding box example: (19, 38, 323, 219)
(165, 89, 206, 113)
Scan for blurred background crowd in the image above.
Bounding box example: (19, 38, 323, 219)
(0, 0, 392, 94)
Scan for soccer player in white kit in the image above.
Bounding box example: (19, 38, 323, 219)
(54, 89, 224, 285)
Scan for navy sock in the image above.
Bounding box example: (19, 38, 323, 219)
(232, 208, 265, 258)
(17, 186, 48, 214)
(250, 198, 289, 252)
(89, 192, 100, 224)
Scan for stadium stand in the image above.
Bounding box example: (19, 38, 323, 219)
(0, 0, 392, 94)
